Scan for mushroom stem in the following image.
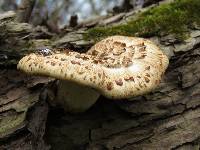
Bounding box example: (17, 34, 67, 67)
(56, 80, 100, 113)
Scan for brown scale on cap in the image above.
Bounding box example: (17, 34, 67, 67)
(107, 82, 114, 91)
(145, 66, 151, 70)
(71, 60, 81, 65)
(145, 73, 151, 77)
(27, 57, 31, 62)
(115, 79, 123, 86)
(144, 76, 150, 83)
(18, 36, 169, 99)
(124, 76, 135, 82)
(51, 62, 56, 66)
(138, 46, 146, 52)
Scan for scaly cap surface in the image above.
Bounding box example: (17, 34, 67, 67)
(18, 36, 169, 99)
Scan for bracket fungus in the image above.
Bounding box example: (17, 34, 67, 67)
(17, 36, 169, 113)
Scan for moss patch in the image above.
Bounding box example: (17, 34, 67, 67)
(0, 112, 26, 137)
(84, 0, 200, 41)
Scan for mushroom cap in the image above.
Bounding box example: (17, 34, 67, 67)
(17, 36, 169, 99)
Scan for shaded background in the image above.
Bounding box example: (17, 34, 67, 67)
(0, 0, 145, 28)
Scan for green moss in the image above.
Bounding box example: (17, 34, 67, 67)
(84, 0, 200, 41)
(0, 112, 26, 137)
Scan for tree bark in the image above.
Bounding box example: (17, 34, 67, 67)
(0, 11, 52, 150)
(1, 0, 200, 149)
(16, 0, 36, 23)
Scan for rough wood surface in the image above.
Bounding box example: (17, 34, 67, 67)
(46, 31, 200, 150)
(1, 0, 200, 149)
(0, 12, 53, 149)
(0, 69, 51, 149)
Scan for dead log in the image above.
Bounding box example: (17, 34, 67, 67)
(1, 0, 200, 149)
(0, 11, 52, 150)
